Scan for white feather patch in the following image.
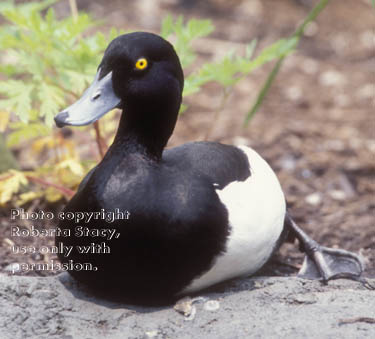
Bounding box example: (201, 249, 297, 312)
(182, 146, 286, 293)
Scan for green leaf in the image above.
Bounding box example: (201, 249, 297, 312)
(0, 80, 34, 122)
(179, 103, 187, 114)
(242, 39, 292, 73)
(0, 170, 29, 204)
(161, 15, 174, 38)
(183, 73, 212, 97)
(56, 159, 84, 177)
(186, 18, 214, 40)
(199, 55, 239, 87)
(37, 82, 66, 126)
(62, 70, 92, 94)
(26, 0, 57, 13)
(7, 122, 51, 147)
(161, 16, 214, 68)
(45, 7, 56, 29)
(0, 1, 14, 13)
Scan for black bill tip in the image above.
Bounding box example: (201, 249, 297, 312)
(54, 111, 69, 128)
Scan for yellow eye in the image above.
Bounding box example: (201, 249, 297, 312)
(135, 58, 148, 70)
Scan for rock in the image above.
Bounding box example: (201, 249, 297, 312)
(284, 86, 303, 101)
(203, 300, 220, 311)
(144, 330, 158, 338)
(319, 70, 346, 87)
(0, 273, 374, 339)
(329, 190, 347, 201)
(278, 155, 297, 172)
(301, 59, 318, 75)
(174, 296, 194, 316)
(305, 192, 322, 206)
(356, 83, 374, 100)
(3, 263, 21, 274)
(360, 30, 373, 49)
(303, 21, 318, 37)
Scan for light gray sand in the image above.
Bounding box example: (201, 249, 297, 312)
(0, 273, 374, 339)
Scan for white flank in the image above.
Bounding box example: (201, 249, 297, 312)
(182, 146, 286, 293)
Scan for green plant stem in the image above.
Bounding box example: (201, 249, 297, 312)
(244, 0, 330, 126)
(293, 0, 330, 38)
(244, 57, 284, 126)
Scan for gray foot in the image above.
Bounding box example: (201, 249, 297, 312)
(285, 213, 364, 282)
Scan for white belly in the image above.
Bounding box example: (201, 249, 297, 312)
(182, 146, 286, 293)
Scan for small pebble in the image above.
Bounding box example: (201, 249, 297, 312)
(331, 35, 348, 53)
(232, 136, 249, 146)
(366, 141, 375, 153)
(305, 193, 322, 206)
(31, 253, 44, 261)
(291, 294, 317, 304)
(301, 169, 313, 179)
(329, 190, 347, 201)
(302, 59, 318, 74)
(2, 238, 14, 247)
(303, 21, 318, 37)
(279, 155, 297, 171)
(4, 263, 20, 274)
(334, 94, 350, 108)
(184, 306, 197, 321)
(33, 289, 57, 300)
(324, 139, 345, 151)
(356, 83, 374, 100)
(174, 297, 193, 316)
(204, 300, 220, 312)
(360, 30, 373, 49)
(144, 330, 158, 338)
(285, 86, 302, 101)
(254, 281, 263, 288)
(319, 70, 346, 86)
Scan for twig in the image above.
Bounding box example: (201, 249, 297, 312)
(68, 0, 78, 22)
(94, 121, 107, 159)
(339, 317, 375, 326)
(0, 174, 14, 181)
(25, 175, 75, 198)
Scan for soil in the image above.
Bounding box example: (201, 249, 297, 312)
(0, 0, 374, 281)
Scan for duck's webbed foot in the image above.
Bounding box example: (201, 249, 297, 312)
(285, 213, 364, 283)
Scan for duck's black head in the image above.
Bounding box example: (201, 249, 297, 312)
(100, 32, 184, 106)
(55, 32, 184, 156)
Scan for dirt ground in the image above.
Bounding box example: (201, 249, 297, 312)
(0, 0, 374, 279)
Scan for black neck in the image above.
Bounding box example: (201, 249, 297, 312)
(111, 95, 181, 160)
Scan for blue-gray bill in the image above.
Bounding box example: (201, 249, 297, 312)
(54, 70, 121, 128)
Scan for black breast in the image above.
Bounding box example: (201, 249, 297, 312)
(56, 147, 233, 304)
